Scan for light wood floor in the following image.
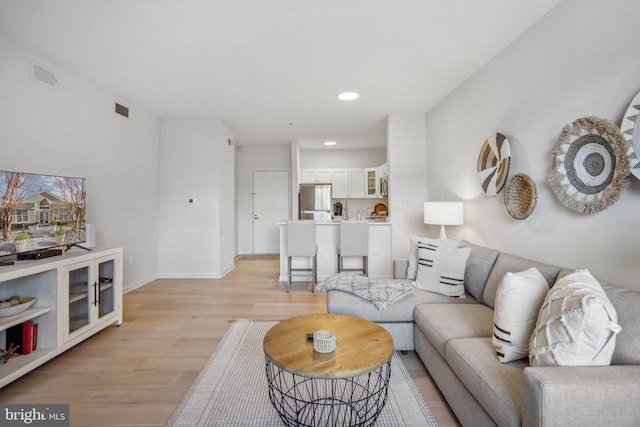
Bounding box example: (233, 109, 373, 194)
(0, 258, 460, 427)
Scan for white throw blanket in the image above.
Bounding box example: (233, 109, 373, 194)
(317, 273, 413, 310)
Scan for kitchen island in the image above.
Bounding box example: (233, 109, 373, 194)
(278, 221, 392, 283)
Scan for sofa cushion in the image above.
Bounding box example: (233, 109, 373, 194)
(414, 240, 471, 297)
(482, 253, 561, 308)
(407, 236, 427, 280)
(414, 303, 493, 358)
(603, 284, 640, 365)
(493, 268, 549, 363)
(326, 284, 477, 323)
(529, 269, 621, 367)
(407, 237, 461, 280)
(446, 337, 527, 427)
(462, 242, 500, 302)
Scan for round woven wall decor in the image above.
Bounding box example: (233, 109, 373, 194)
(504, 173, 537, 220)
(477, 132, 511, 196)
(548, 116, 630, 214)
(620, 90, 640, 180)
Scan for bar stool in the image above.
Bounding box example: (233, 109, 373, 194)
(286, 221, 317, 292)
(338, 221, 369, 276)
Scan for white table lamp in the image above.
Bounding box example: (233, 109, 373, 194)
(424, 201, 464, 240)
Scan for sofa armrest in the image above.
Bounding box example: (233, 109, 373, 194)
(393, 259, 408, 279)
(523, 365, 640, 427)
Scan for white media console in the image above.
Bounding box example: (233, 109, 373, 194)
(0, 246, 123, 388)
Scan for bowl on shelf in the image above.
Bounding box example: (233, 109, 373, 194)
(0, 297, 37, 317)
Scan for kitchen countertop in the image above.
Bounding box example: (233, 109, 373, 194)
(279, 220, 390, 226)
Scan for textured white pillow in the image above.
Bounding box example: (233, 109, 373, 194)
(529, 269, 621, 367)
(413, 239, 470, 297)
(407, 237, 461, 280)
(492, 268, 549, 363)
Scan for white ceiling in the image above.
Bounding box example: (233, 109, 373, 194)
(0, 0, 562, 149)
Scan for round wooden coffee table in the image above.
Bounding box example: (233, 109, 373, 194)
(263, 313, 394, 426)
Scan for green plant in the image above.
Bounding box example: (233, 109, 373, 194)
(55, 229, 67, 236)
(13, 232, 30, 241)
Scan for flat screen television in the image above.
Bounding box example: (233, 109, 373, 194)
(0, 170, 86, 261)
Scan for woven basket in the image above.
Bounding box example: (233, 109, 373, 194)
(504, 173, 537, 220)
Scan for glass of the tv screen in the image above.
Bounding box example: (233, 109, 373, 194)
(0, 170, 86, 258)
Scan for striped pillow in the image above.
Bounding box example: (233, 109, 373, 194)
(407, 236, 462, 280)
(413, 238, 470, 297)
(492, 268, 549, 363)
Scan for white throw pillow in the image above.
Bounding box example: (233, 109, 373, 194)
(529, 269, 621, 367)
(407, 237, 461, 280)
(413, 239, 470, 297)
(492, 268, 549, 363)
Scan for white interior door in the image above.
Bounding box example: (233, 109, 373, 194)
(252, 170, 290, 254)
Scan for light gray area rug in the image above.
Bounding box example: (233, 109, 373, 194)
(168, 319, 438, 427)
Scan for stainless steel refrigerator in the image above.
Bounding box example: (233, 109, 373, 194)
(299, 183, 332, 220)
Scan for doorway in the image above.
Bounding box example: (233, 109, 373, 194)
(252, 170, 290, 254)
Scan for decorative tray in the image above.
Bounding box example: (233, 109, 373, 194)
(0, 297, 37, 317)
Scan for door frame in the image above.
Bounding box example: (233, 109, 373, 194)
(251, 168, 291, 254)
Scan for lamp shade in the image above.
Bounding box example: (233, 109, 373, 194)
(424, 202, 464, 225)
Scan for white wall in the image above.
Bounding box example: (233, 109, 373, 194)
(387, 114, 428, 260)
(158, 119, 235, 278)
(0, 38, 160, 292)
(424, 0, 640, 289)
(300, 148, 386, 168)
(235, 144, 291, 254)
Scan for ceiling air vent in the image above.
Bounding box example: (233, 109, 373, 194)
(115, 103, 129, 118)
(29, 62, 57, 88)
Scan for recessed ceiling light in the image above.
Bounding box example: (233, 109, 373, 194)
(324, 141, 337, 146)
(337, 91, 359, 101)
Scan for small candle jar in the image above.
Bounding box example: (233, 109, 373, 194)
(313, 330, 336, 353)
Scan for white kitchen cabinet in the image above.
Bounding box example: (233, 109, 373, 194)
(0, 247, 122, 388)
(300, 169, 333, 183)
(301, 167, 381, 199)
(332, 169, 349, 198)
(348, 169, 366, 198)
(316, 169, 333, 183)
(366, 168, 379, 198)
(333, 168, 366, 198)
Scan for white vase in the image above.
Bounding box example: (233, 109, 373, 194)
(56, 235, 65, 245)
(14, 240, 28, 252)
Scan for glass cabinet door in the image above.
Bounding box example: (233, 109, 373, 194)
(68, 264, 90, 335)
(97, 259, 115, 319)
(366, 168, 378, 196)
(66, 255, 118, 341)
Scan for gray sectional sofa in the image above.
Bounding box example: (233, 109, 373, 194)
(326, 242, 640, 426)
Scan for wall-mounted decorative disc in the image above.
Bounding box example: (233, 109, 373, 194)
(477, 132, 511, 195)
(504, 173, 537, 220)
(548, 116, 629, 214)
(620, 90, 640, 180)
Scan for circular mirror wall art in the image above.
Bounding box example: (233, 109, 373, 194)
(477, 132, 511, 196)
(548, 116, 629, 214)
(504, 173, 537, 220)
(620, 90, 640, 180)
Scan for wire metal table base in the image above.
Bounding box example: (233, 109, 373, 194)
(265, 358, 391, 427)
